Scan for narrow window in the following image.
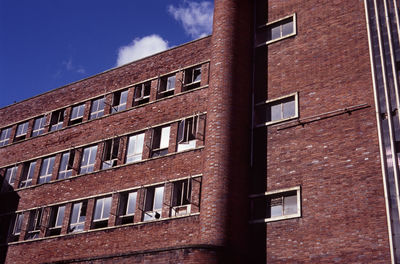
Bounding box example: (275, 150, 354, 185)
(0, 127, 12, 147)
(150, 126, 170, 158)
(50, 109, 64, 131)
(38, 156, 55, 184)
(1, 166, 18, 192)
(58, 150, 75, 179)
(134, 82, 151, 106)
(14, 121, 29, 142)
(158, 74, 175, 98)
(9, 213, 24, 242)
(68, 201, 87, 233)
(69, 104, 85, 125)
(19, 161, 36, 188)
(101, 138, 120, 169)
(183, 66, 202, 91)
(177, 116, 200, 152)
(89, 97, 105, 120)
(256, 14, 296, 46)
(31, 116, 46, 137)
(111, 90, 128, 113)
(92, 196, 112, 229)
(47, 205, 65, 236)
(79, 145, 98, 174)
(250, 187, 301, 223)
(126, 133, 145, 163)
(117, 191, 137, 225)
(25, 208, 43, 240)
(171, 179, 192, 216)
(255, 93, 298, 126)
(143, 185, 164, 221)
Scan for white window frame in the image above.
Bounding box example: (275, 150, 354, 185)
(15, 121, 29, 139)
(31, 116, 46, 137)
(256, 13, 297, 47)
(50, 109, 64, 131)
(134, 82, 151, 102)
(79, 145, 98, 174)
(0, 127, 12, 146)
(12, 213, 24, 236)
(58, 151, 74, 179)
(70, 104, 85, 122)
(101, 138, 120, 169)
(19, 161, 36, 188)
(184, 66, 202, 87)
(89, 97, 105, 120)
(26, 208, 43, 239)
(171, 179, 192, 217)
(38, 156, 55, 184)
(111, 90, 128, 113)
(151, 126, 170, 157)
(255, 92, 299, 127)
(93, 197, 112, 222)
(4, 166, 18, 187)
(52, 205, 66, 228)
(249, 186, 301, 224)
(69, 202, 86, 233)
(143, 185, 164, 221)
(126, 133, 145, 163)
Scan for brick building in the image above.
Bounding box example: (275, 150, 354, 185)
(1, 0, 400, 263)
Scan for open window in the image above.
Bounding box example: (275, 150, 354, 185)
(150, 126, 170, 158)
(46, 205, 65, 236)
(183, 66, 202, 91)
(0, 127, 12, 147)
(38, 156, 55, 184)
(255, 93, 298, 127)
(14, 121, 29, 142)
(92, 196, 112, 229)
(250, 186, 301, 223)
(256, 13, 296, 47)
(143, 185, 164, 221)
(25, 208, 43, 240)
(68, 201, 87, 233)
(50, 109, 65, 131)
(101, 138, 120, 169)
(158, 74, 175, 99)
(79, 145, 98, 174)
(177, 115, 206, 152)
(31, 116, 46, 137)
(69, 104, 85, 125)
(19, 161, 36, 188)
(111, 89, 128, 113)
(134, 81, 151, 106)
(89, 97, 105, 120)
(8, 213, 24, 242)
(126, 133, 145, 163)
(171, 179, 192, 217)
(1, 166, 18, 192)
(58, 150, 75, 180)
(117, 191, 137, 225)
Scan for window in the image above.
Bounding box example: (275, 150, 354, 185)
(171, 179, 192, 216)
(92, 196, 112, 229)
(143, 185, 164, 221)
(58, 150, 75, 180)
(158, 74, 175, 98)
(69, 104, 85, 125)
(101, 138, 120, 169)
(50, 109, 64, 131)
(14, 121, 29, 141)
(134, 81, 151, 105)
(256, 14, 296, 46)
(250, 186, 301, 223)
(1, 166, 18, 192)
(19, 161, 36, 188)
(25, 208, 43, 240)
(126, 133, 145, 163)
(117, 191, 137, 225)
(9, 213, 24, 242)
(79, 145, 98, 174)
(111, 90, 128, 113)
(0, 127, 12, 147)
(177, 115, 205, 152)
(47, 205, 65, 236)
(89, 97, 105, 120)
(183, 66, 202, 91)
(150, 126, 170, 158)
(38, 156, 55, 184)
(31, 116, 46, 137)
(255, 93, 298, 126)
(68, 201, 87, 233)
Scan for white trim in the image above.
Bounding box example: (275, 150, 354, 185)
(256, 13, 297, 47)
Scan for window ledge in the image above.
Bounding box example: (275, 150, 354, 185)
(249, 213, 301, 224)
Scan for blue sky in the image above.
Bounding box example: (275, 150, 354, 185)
(0, 0, 213, 108)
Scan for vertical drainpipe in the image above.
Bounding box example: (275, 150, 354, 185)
(200, 0, 253, 262)
(364, 0, 395, 263)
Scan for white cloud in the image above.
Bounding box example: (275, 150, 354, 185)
(168, 1, 213, 39)
(116, 35, 169, 66)
(62, 58, 86, 74)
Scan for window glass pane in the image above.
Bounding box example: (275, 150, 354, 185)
(135, 133, 145, 154)
(89, 146, 98, 165)
(60, 152, 70, 172)
(71, 104, 85, 119)
(94, 199, 102, 220)
(270, 204, 283, 217)
(167, 76, 176, 90)
(0, 127, 11, 146)
(160, 127, 170, 149)
(271, 25, 281, 40)
(284, 194, 297, 215)
(127, 192, 137, 215)
(70, 203, 80, 224)
(48, 156, 55, 175)
(56, 206, 65, 227)
(283, 99, 296, 119)
(103, 197, 112, 218)
(154, 186, 164, 210)
(270, 103, 282, 121)
(16, 122, 28, 136)
(193, 68, 202, 82)
(282, 20, 294, 36)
